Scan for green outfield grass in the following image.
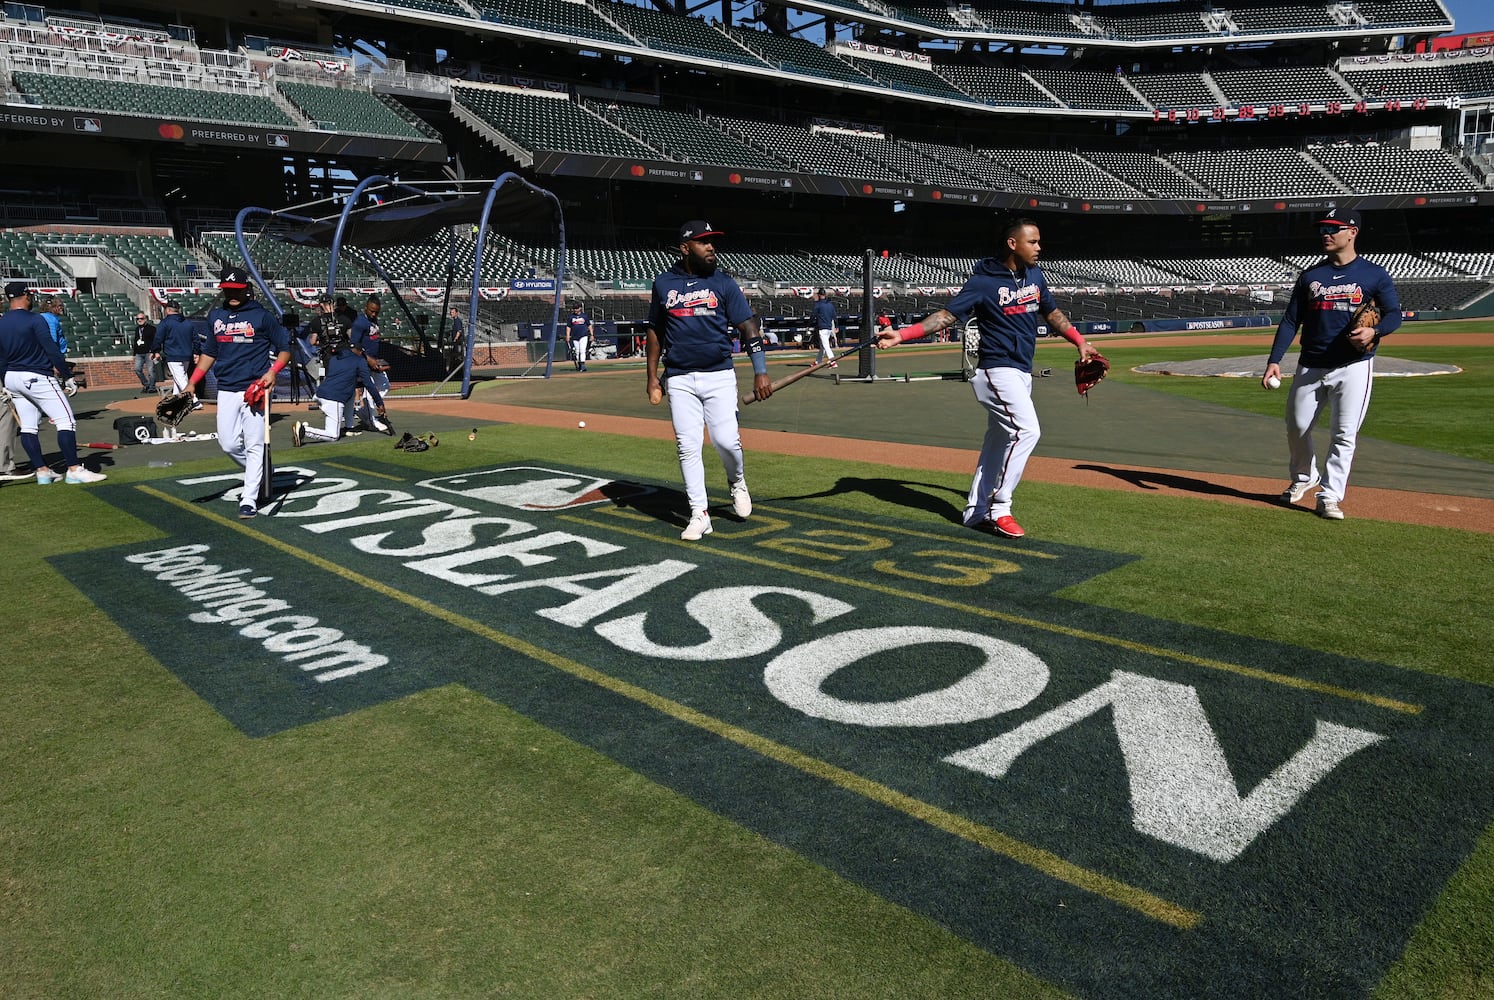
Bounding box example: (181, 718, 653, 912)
(4, 327, 1492, 998)
(1100, 341, 1494, 465)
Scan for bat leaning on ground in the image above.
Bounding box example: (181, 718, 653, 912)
(740, 340, 870, 407)
(259, 382, 273, 505)
(82, 441, 119, 450)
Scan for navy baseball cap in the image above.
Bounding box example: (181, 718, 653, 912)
(4, 280, 33, 299)
(679, 220, 723, 242)
(219, 265, 251, 288)
(1317, 209, 1361, 228)
(164, 299, 181, 310)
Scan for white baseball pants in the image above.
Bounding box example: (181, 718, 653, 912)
(302, 400, 345, 443)
(4, 371, 75, 434)
(167, 361, 191, 395)
(667, 368, 744, 514)
(1285, 358, 1374, 504)
(215, 389, 267, 505)
(816, 328, 835, 364)
(966, 366, 1039, 522)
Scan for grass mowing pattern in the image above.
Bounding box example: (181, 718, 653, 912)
(4, 364, 1493, 998)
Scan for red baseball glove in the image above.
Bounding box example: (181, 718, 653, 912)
(1075, 352, 1110, 397)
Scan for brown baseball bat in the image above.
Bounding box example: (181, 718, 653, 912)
(740, 340, 869, 406)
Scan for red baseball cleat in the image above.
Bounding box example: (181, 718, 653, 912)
(992, 515, 1025, 538)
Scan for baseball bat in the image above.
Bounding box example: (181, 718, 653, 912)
(258, 383, 273, 505)
(740, 339, 870, 406)
(83, 441, 119, 450)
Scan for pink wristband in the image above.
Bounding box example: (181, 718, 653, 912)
(895, 325, 924, 343)
(270, 359, 286, 375)
(188, 368, 204, 387)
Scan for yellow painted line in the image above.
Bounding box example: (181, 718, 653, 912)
(135, 483, 1201, 930)
(564, 511, 1423, 716)
(321, 461, 406, 481)
(754, 503, 1056, 559)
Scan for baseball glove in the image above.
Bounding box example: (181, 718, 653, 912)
(1075, 352, 1110, 397)
(394, 432, 438, 453)
(243, 380, 267, 409)
(155, 391, 195, 429)
(1347, 299, 1382, 352)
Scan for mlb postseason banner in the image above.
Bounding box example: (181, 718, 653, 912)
(54, 461, 1494, 1000)
(0, 104, 447, 162)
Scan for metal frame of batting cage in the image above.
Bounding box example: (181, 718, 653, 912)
(229, 172, 567, 399)
(822, 248, 911, 387)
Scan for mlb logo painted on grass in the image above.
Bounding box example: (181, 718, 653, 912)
(57, 462, 1494, 1000)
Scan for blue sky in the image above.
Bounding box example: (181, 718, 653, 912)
(1442, 0, 1492, 34)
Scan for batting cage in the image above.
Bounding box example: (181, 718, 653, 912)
(227, 172, 566, 399)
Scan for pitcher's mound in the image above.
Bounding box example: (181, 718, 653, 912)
(1135, 354, 1460, 378)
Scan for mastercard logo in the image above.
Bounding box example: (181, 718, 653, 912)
(158, 123, 185, 140)
(1274, 202, 1287, 210)
(1196, 204, 1207, 212)
(931, 190, 942, 200)
(862, 184, 874, 194)
(629, 165, 645, 177)
(1414, 196, 1427, 206)
(1081, 202, 1091, 211)
(728, 173, 742, 184)
(1028, 198, 1039, 207)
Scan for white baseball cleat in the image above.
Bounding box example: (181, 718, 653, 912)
(1280, 473, 1321, 504)
(680, 510, 713, 541)
(64, 467, 106, 484)
(730, 477, 752, 518)
(1316, 497, 1345, 520)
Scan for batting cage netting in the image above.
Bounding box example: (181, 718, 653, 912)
(226, 172, 566, 399)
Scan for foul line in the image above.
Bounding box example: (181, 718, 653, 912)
(566, 510, 1423, 716)
(136, 484, 1201, 931)
(321, 461, 407, 482)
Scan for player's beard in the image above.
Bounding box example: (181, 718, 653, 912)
(684, 247, 716, 277)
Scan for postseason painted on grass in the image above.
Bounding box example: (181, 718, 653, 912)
(53, 460, 1494, 1000)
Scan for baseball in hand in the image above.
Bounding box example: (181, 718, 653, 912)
(577, 421, 586, 428)
(649, 386, 663, 405)
(1265, 375, 1282, 390)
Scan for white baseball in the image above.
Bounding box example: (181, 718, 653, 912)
(1265, 376, 1281, 390)
(577, 420, 586, 428)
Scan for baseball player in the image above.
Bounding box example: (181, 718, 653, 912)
(811, 289, 839, 367)
(645, 220, 772, 541)
(291, 310, 385, 447)
(150, 299, 197, 399)
(185, 265, 291, 519)
(565, 301, 592, 372)
(876, 217, 1100, 539)
(1264, 209, 1401, 520)
(0, 281, 101, 484)
(348, 294, 391, 434)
